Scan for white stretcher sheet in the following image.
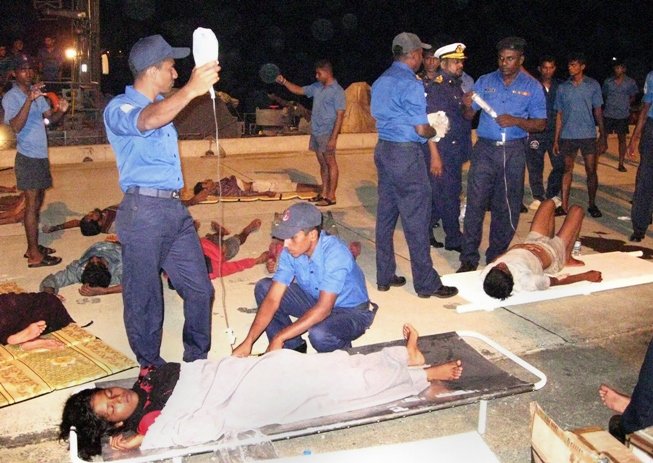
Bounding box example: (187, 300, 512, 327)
(442, 251, 653, 313)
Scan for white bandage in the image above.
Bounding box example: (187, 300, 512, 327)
(427, 111, 450, 142)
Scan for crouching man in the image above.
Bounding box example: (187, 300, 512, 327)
(482, 199, 602, 299)
(233, 203, 375, 355)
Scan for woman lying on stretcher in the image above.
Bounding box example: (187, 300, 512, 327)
(59, 324, 463, 460)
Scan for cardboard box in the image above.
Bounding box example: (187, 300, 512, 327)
(530, 402, 641, 463)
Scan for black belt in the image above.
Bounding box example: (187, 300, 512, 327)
(478, 137, 526, 147)
(126, 186, 180, 199)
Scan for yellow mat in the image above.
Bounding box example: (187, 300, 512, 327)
(198, 191, 318, 203)
(0, 324, 136, 407)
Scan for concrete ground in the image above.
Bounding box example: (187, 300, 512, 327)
(0, 136, 651, 462)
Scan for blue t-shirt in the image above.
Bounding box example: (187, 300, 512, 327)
(473, 70, 546, 141)
(644, 71, 653, 118)
(273, 232, 369, 308)
(554, 77, 604, 140)
(2, 84, 50, 158)
(302, 80, 346, 136)
(371, 61, 429, 143)
(602, 75, 638, 119)
(103, 86, 184, 192)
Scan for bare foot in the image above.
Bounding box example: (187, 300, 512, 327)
(425, 360, 463, 381)
(566, 257, 585, 267)
(404, 323, 426, 366)
(210, 221, 230, 236)
(243, 218, 262, 235)
(599, 384, 631, 414)
(20, 338, 65, 351)
(7, 321, 47, 345)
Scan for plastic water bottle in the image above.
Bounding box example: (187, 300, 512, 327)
(572, 240, 581, 257)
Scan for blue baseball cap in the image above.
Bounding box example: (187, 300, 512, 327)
(128, 34, 190, 74)
(272, 203, 323, 239)
(12, 54, 32, 70)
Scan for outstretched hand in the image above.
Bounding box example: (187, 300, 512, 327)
(232, 341, 252, 357)
(583, 270, 603, 283)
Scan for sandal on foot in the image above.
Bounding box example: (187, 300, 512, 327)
(315, 198, 336, 207)
(24, 245, 56, 258)
(308, 195, 324, 203)
(28, 254, 62, 268)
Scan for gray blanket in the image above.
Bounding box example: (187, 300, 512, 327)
(141, 346, 428, 449)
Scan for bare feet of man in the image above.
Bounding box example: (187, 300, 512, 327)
(599, 384, 631, 414)
(425, 360, 463, 381)
(404, 323, 425, 367)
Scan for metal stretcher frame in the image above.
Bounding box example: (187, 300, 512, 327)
(68, 331, 547, 463)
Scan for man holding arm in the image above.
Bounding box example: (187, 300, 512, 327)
(458, 37, 546, 273)
(276, 60, 345, 207)
(103, 35, 220, 369)
(2, 54, 68, 267)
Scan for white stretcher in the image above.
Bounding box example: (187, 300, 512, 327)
(68, 331, 545, 463)
(441, 251, 653, 313)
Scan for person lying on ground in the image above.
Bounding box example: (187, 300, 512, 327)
(482, 199, 602, 299)
(200, 218, 269, 279)
(0, 191, 25, 225)
(186, 175, 321, 205)
(0, 291, 73, 350)
(599, 335, 653, 443)
(42, 205, 118, 236)
(40, 241, 122, 296)
(59, 323, 462, 459)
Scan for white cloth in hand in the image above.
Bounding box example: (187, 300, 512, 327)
(427, 111, 450, 141)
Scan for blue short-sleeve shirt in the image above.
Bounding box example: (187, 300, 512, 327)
(644, 71, 653, 118)
(371, 61, 429, 143)
(554, 77, 604, 139)
(273, 232, 369, 308)
(302, 80, 346, 136)
(2, 85, 50, 158)
(473, 70, 546, 141)
(103, 86, 183, 192)
(602, 75, 638, 119)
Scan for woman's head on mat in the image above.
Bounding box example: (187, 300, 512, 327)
(60, 387, 138, 460)
(483, 263, 514, 300)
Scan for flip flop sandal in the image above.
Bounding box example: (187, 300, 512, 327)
(315, 198, 336, 207)
(24, 245, 56, 258)
(27, 254, 62, 268)
(308, 195, 324, 203)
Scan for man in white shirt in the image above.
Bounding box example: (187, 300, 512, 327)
(481, 199, 602, 299)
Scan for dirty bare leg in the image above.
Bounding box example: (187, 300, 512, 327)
(404, 323, 425, 366)
(557, 204, 585, 266)
(599, 384, 631, 414)
(530, 199, 556, 237)
(236, 218, 262, 245)
(315, 151, 329, 199)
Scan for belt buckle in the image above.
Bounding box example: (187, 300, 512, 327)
(171, 190, 180, 199)
(495, 140, 505, 146)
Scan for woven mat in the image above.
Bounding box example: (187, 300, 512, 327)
(197, 191, 318, 203)
(0, 282, 24, 294)
(0, 324, 136, 407)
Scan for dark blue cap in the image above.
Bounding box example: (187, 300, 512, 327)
(13, 54, 32, 70)
(272, 203, 323, 239)
(128, 35, 190, 74)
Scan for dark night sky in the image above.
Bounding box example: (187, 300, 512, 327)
(3, 0, 653, 112)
